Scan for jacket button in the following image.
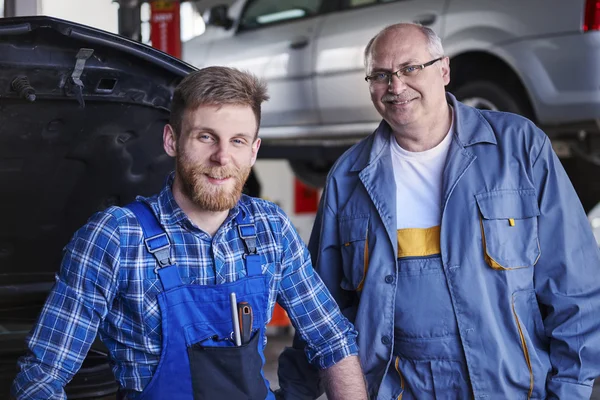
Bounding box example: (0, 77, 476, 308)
(381, 336, 391, 345)
(385, 275, 394, 284)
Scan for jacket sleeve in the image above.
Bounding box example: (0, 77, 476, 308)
(531, 136, 600, 399)
(308, 184, 359, 322)
(277, 179, 360, 399)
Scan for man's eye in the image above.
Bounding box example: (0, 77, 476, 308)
(199, 135, 213, 142)
(403, 66, 419, 75)
(232, 138, 245, 145)
(373, 73, 389, 81)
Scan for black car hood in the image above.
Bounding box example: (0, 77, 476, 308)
(0, 16, 195, 315)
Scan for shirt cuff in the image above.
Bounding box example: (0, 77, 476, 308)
(306, 333, 359, 370)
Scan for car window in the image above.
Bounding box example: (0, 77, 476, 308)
(239, 0, 323, 30)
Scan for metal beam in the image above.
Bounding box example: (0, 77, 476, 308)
(3, 0, 15, 17)
(4, 0, 41, 17)
(117, 0, 142, 41)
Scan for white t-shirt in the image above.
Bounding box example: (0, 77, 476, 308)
(391, 115, 454, 230)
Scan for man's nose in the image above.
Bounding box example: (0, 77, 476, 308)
(387, 73, 408, 94)
(210, 142, 231, 165)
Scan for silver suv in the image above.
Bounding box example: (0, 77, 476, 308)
(184, 0, 600, 209)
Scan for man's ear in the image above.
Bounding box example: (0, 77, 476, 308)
(250, 137, 261, 166)
(163, 124, 177, 157)
(441, 56, 451, 86)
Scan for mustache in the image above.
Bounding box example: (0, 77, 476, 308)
(195, 165, 237, 179)
(381, 94, 415, 102)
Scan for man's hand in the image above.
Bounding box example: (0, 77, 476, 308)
(320, 355, 368, 400)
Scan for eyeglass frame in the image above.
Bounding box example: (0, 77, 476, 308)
(364, 57, 444, 84)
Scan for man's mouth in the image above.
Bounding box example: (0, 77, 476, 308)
(386, 98, 414, 105)
(205, 174, 232, 184)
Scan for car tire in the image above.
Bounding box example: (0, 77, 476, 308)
(453, 80, 532, 119)
(289, 160, 332, 189)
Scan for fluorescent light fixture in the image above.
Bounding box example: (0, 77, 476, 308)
(257, 9, 305, 24)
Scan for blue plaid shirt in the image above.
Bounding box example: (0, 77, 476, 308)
(12, 175, 358, 399)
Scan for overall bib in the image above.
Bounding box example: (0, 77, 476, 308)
(125, 201, 275, 400)
(385, 227, 471, 400)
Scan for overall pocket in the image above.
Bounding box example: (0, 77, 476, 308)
(338, 215, 369, 291)
(475, 190, 541, 270)
(188, 329, 267, 400)
(395, 258, 458, 341)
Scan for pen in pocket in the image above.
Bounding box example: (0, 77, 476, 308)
(230, 292, 242, 346)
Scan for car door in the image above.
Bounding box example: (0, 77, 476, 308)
(315, 0, 447, 125)
(203, 0, 328, 128)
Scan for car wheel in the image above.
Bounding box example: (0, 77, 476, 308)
(289, 160, 332, 189)
(453, 80, 531, 118)
(561, 145, 600, 214)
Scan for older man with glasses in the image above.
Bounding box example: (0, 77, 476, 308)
(278, 22, 600, 400)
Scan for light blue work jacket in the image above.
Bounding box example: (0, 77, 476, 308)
(283, 94, 600, 400)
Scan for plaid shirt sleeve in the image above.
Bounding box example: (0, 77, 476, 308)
(275, 208, 359, 369)
(11, 211, 121, 400)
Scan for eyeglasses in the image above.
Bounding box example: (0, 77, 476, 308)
(365, 57, 444, 84)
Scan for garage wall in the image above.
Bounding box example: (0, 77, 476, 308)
(39, 0, 119, 33)
(253, 160, 318, 244)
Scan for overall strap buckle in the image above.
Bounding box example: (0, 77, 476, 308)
(237, 224, 258, 256)
(125, 201, 175, 269)
(235, 204, 262, 277)
(144, 233, 173, 268)
(125, 201, 182, 290)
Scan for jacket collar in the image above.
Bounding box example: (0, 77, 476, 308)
(449, 92, 497, 147)
(350, 92, 496, 172)
(350, 121, 390, 172)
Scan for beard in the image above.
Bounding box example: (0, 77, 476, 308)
(175, 152, 251, 212)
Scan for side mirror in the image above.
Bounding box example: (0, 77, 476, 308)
(203, 4, 233, 30)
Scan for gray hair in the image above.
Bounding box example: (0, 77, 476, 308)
(363, 23, 445, 69)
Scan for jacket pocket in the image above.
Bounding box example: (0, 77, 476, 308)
(475, 190, 541, 270)
(338, 215, 369, 291)
(511, 290, 551, 399)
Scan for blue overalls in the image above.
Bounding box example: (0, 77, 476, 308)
(382, 227, 472, 399)
(125, 201, 275, 400)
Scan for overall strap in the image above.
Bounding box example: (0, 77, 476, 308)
(125, 201, 182, 290)
(235, 205, 262, 277)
